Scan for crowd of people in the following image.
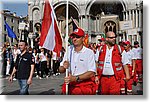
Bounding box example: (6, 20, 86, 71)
(59, 28, 143, 95)
(0, 28, 143, 95)
(0, 42, 65, 80)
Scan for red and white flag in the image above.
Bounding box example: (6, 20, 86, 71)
(40, 0, 62, 57)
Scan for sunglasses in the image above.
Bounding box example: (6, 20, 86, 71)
(71, 35, 82, 39)
(107, 36, 117, 39)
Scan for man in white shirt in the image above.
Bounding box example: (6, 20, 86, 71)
(123, 41, 136, 94)
(59, 28, 96, 95)
(96, 31, 130, 95)
(132, 41, 143, 83)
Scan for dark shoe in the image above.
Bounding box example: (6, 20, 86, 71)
(133, 81, 137, 86)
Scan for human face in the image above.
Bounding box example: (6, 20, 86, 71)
(101, 41, 105, 45)
(71, 34, 84, 47)
(123, 44, 131, 51)
(40, 48, 44, 52)
(19, 42, 27, 52)
(134, 44, 139, 48)
(106, 32, 116, 46)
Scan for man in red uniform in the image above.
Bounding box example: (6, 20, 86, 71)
(59, 28, 96, 95)
(123, 41, 136, 94)
(96, 31, 130, 95)
(132, 41, 143, 83)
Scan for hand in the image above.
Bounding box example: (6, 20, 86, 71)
(8, 76, 13, 83)
(27, 78, 32, 85)
(63, 61, 69, 69)
(64, 74, 75, 84)
(95, 76, 99, 85)
(131, 71, 135, 77)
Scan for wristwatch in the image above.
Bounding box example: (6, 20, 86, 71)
(76, 76, 80, 82)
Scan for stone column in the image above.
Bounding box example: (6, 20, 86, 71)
(95, 17, 97, 32)
(88, 15, 91, 31)
(139, 9, 142, 28)
(79, 15, 81, 27)
(97, 17, 100, 32)
(112, 24, 115, 32)
(132, 10, 135, 27)
(123, 11, 126, 21)
(129, 10, 132, 20)
(126, 11, 128, 21)
(135, 10, 138, 28)
(81, 15, 83, 28)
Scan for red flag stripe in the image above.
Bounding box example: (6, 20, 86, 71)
(40, 0, 52, 46)
(40, 0, 62, 57)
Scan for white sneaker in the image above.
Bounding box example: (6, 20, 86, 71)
(36, 75, 39, 78)
(13, 78, 17, 81)
(56, 73, 60, 76)
(46, 76, 49, 79)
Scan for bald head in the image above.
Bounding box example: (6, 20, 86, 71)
(105, 31, 116, 46)
(106, 31, 116, 38)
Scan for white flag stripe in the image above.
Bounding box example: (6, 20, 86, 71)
(43, 13, 55, 50)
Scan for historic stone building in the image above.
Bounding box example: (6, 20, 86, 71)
(1, 10, 21, 45)
(28, 0, 143, 47)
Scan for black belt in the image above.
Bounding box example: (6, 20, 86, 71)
(102, 75, 114, 78)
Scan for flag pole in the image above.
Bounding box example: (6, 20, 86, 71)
(8, 37, 13, 53)
(65, 0, 69, 95)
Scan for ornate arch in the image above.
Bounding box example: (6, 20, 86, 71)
(53, 0, 80, 16)
(85, 0, 126, 15)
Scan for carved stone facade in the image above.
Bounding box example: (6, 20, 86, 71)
(28, 0, 143, 46)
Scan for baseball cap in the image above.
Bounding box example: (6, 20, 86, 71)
(123, 41, 131, 45)
(100, 38, 105, 41)
(134, 41, 139, 45)
(70, 28, 85, 37)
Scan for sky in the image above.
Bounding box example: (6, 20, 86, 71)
(1, 0, 28, 16)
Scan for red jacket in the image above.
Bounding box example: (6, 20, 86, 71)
(97, 44, 124, 80)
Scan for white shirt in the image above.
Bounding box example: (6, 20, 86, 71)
(52, 51, 57, 60)
(132, 47, 143, 59)
(60, 46, 96, 76)
(122, 50, 130, 65)
(39, 52, 47, 62)
(33, 53, 39, 64)
(102, 46, 129, 75)
(95, 46, 102, 62)
(13, 49, 21, 62)
(126, 49, 136, 65)
(103, 46, 114, 75)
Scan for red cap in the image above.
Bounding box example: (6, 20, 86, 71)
(98, 38, 105, 42)
(70, 28, 85, 37)
(101, 38, 105, 41)
(123, 41, 131, 45)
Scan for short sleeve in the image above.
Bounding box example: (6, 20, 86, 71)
(122, 50, 129, 65)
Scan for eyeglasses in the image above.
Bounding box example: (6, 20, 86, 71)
(107, 36, 117, 39)
(71, 35, 82, 39)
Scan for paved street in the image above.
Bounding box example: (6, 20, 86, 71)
(1, 73, 65, 95)
(0, 73, 143, 95)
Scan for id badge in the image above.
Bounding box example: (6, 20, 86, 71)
(105, 62, 111, 69)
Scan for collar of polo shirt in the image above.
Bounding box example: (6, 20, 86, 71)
(73, 46, 86, 53)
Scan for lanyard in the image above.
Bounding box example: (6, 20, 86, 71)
(69, 45, 73, 74)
